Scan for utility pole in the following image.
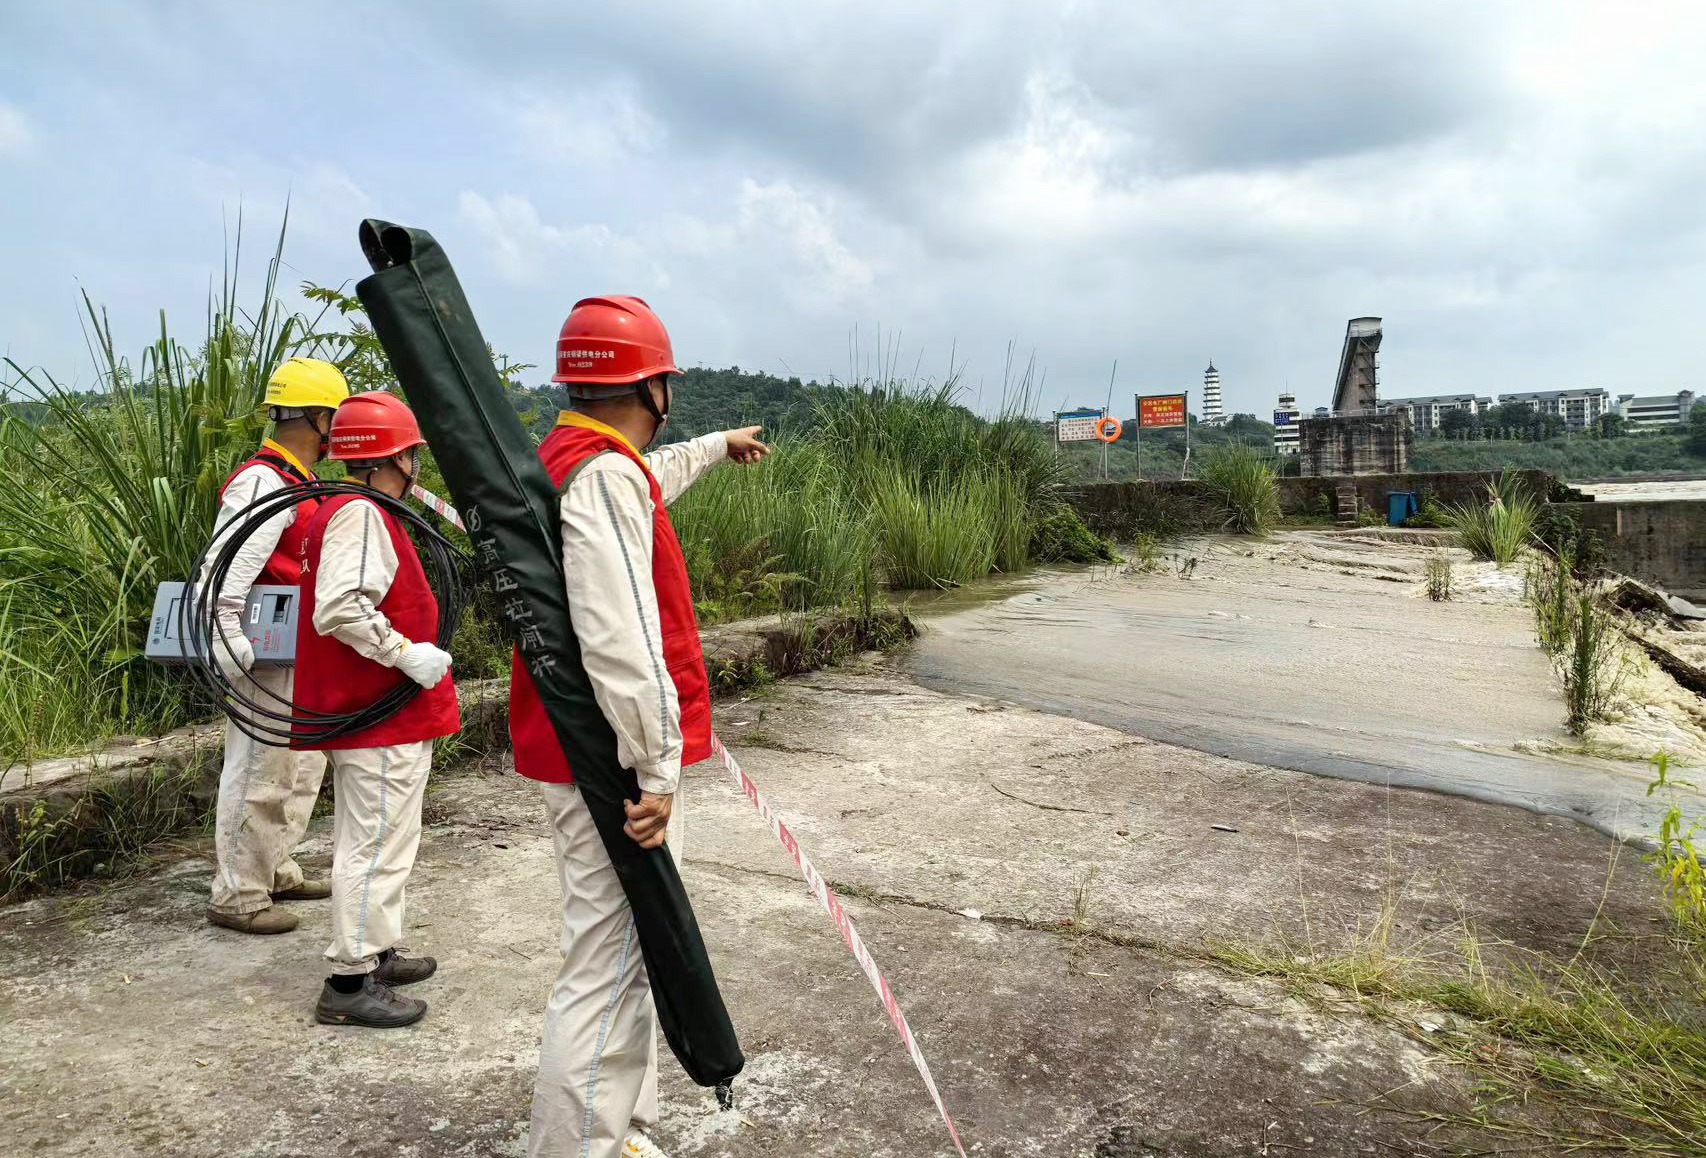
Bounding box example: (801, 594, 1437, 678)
(1103, 360, 1117, 481)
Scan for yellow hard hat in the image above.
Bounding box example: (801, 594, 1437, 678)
(265, 357, 350, 411)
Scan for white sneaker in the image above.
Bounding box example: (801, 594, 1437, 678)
(622, 1131, 668, 1158)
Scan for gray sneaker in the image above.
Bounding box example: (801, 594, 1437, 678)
(315, 975, 427, 1028)
(373, 948, 437, 986)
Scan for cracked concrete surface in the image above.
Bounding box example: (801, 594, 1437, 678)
(1, 647, 1674, 1156)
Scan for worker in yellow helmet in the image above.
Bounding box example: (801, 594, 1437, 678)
(205, 357, 349, 935)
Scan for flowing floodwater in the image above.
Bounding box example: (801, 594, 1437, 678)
(1573, 478, 1706, 503)
(907, 534, 1704, 843)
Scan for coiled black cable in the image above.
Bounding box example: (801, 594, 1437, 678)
(180, 480, 471, 747)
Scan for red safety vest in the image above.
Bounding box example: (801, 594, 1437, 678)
(509, 420, 713, 784)
(218, 443, 319, 585)
(293, 492, 461, 751)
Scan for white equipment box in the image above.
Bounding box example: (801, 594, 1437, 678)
(144, 582, 301, 666)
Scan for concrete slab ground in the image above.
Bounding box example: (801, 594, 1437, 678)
(1, 655, 1682, 1156)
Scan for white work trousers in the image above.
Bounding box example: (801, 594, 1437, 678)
(324, 740, 432, 974)
(529, 782, 685, 1158)
(209, 665, 328, 915)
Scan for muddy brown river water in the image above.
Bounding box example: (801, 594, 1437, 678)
(908, 533, 1705, 843)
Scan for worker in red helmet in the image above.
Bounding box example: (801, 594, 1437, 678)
(295, 391, 461, 1029)
(511, 297, 768, 1158)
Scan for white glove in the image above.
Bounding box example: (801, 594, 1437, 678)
(394, 642, 453, 690)
(214, 628, 255, 684)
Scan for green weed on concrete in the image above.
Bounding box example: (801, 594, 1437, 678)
(1217, 908, 1706, 1153)
(1647, 753, 1706, 941)
(1563, 590, 1624, 735)
(1525, 548, 1626, 735)
(1445, 471, 1538, 566)
(1424, 553, 1453, 602)
(1, 758, 215, 900)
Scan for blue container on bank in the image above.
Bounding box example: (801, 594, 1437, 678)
(1387, 491, 1419, 527)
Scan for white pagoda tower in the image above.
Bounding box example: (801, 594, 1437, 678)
(1201, 361, 1224, 425)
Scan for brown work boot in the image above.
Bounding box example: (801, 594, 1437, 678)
(372, 948, 437, 987)
(315, 975, 427, 1028)
(272, 878, 332, 901)
(206, 905, 299, 934)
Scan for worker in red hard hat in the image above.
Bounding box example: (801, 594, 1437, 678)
(295, 391, 461, 1029)
(205, 357, 349, 935)
(511, 297, 768, 1158)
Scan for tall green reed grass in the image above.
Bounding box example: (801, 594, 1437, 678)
(4, 253, 1112, 760)
(0, 217, 326, 765)
(1197, 444, 1281, 535)
(673, 442, 874, 619)
(672, 373, 1105, 614)
(871, 470, 1001, 589)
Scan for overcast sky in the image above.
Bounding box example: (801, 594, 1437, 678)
(4, 1, 1705, 418)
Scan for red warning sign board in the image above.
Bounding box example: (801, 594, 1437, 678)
(1137, 394, 1187, 429)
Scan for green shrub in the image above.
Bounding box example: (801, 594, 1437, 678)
(1198, 445, 1281, 534)
(1030, 507, 1116, 564)
(1534, 506, 1607, 581)
(1444, 472, 1537, 565)
(1407, 491, 1451, 528)
(1126, 533, 1162, 573)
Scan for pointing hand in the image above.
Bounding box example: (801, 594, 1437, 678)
(725, 427, 771, 465)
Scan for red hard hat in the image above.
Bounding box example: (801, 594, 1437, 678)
(328, 391, 427, 461)
(551, 295, 681, 387)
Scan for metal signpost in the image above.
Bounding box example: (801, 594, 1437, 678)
(1135, 392, 1189, 479)
(1056, 406, 1115, 478)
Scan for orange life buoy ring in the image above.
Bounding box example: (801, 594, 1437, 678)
(1094, 416, 1123, 443)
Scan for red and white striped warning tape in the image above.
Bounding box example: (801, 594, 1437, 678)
(713, 735, 967, 1155)
(404, 486, 965, 1153)
(409, 483, 465, 530)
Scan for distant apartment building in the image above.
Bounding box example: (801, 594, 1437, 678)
(1273, 391, 1301, 455)
(1497, 388, 1610, 432)
(1616, 390, 1696, 429)
(1379, 393, 1493, 434)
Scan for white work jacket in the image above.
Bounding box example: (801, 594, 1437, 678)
(556, 414, 728, 797)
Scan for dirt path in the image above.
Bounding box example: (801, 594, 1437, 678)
(909, 532, 1706, 841)
(1, 655, 1681, 1156)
